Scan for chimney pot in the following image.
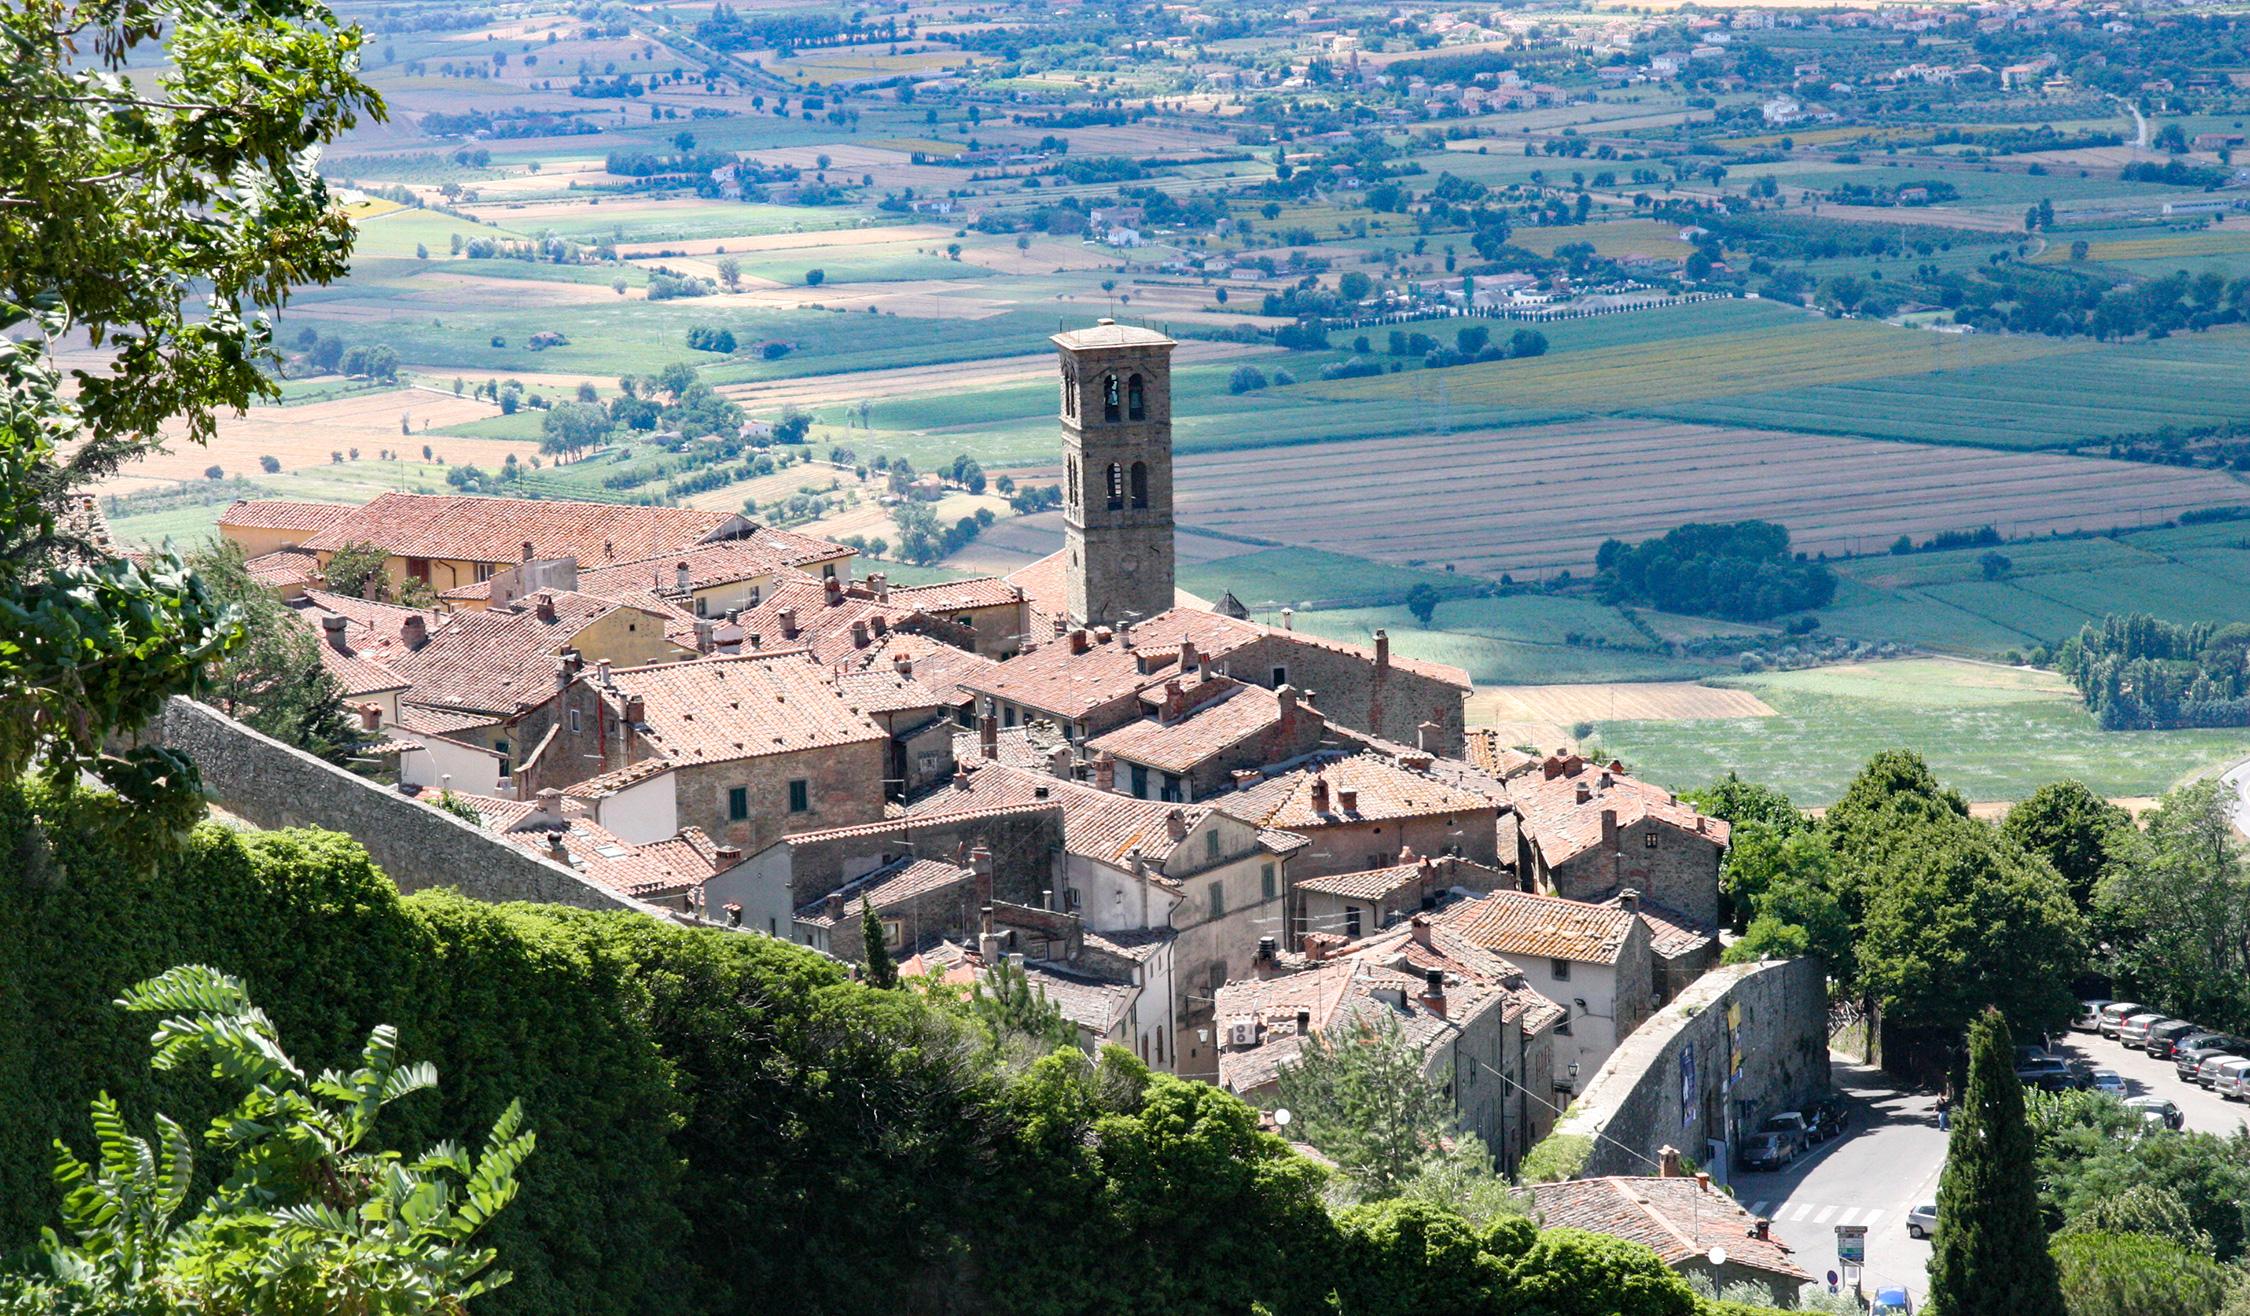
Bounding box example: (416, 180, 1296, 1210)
(675, 561, 691, 590)
(978, 713, 999, 760)
(321, 614, 349, 652)
(535, 593, 557, 623)
(1575, 781, 1592, 804)
(1165, 809, 1188, 842)
(1337, 787, 1359, 814)
(521, 540, 534, 562)
(871, 573, 889, 603)
(1094, 753, 1116, 792)
(779, 608, 799, 639)
(851, 619, 870, 648)
(1374, 629, 1390, 668)
(1619, 887, 1640, 914)
(1311, 776, 1331, 815)
(1754, 1219, 1772, 1242)
(1070, 628, 1090, 655)
(1257, 936, 1277, 961)
(714, 844, 742, 866)
(824, 575, 843, 606)
(1694, 1171, 1711, 1194)
(401, 614, 427, 648)
(1659, 1146, 1683, 1178)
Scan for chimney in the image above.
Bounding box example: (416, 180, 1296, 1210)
(546, 831, 568, 861)
(694, 619, 716, 653)
(1163, 678, 1185, 720)
(321, 614, 349, 652)
(1295, 1008, 1312, 1033)
(870, 573, 890, 603)
(1696, 815, 1708, 834)
(1198, 653, 1214, 684)
(714, 844, 742, 868)
(971, 845, 994, 910)
(401, 614, 427, 649)
(1094, 753, 1116, 792)
(779, 607, 799, 640)
(893, 652, 913, 680)
(623, 694, 646, 724)
(675, 561, 691, 591)
(1279, 607, 1293, 631)
(555, 658, 572, 690)
(358, 703, 382, 731)
(1609, 760, 1624, 774)
(1337, 787, 1359, 814)
(1417, 720, 1440, 753)
(521, 540, 534, 563)
(979, 712, 999, 760)
(563, 649, 583, 678)
(1420, 967, 1446, 1017)
(1118, 619, 1134, 650)
(1753, 1219, 1772, 1242)
(1231, 768, 1262, 791)
(1069, 628, 1090, 655)
(1374, 629, 1390, 669)
(1179, 637, 1197, 671)
(1598, 769, 1613, 789)
(603, 538, 613, 560)
(851, 619, 871, 648)
(1277, 684, 1298, 718)
(1165, 809, 1188, 842)
(533, 787, 565, 825)
(1658, 1145, 1683, 1178)
(1311, 776, 1331, 815)
(1574, 781, 1592, 804)
(1409, 913, 1433, 948)
(597, 659, 613, 688)
(871, 615, 887, 637)
(1618, 887, 1640, 914)
(823, 575, 843, 606)
(1602, 808, 1618, 849)
(1694, 1171, 1711, 1194)
(1256, 935, 1278, 963)
(535, 593, 557, 623)
(723, 902, 742, 926)
(824, 891, 845, 921)
(953, 763, 972, 790)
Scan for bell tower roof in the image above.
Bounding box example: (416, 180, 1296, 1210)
(1052, 317, 1175, 351)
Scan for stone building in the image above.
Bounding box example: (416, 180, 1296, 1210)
(1528, 1167, 1812, 1305)
(1216, 750, 1504, 885)
(1056, 319, 1177, 629)
(796, 853, 984, 964)
(1512, 753, 1729, 930)
(1085, 674, 1327, 802)
(1293, 853, 1509, 945)
(1440, 888, 1656, 1095)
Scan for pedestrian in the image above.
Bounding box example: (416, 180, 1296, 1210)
(1937, 1086, 1952, 1131)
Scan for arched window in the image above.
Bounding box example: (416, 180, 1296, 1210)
(1106, 462, 1125, 511)
(1127, 374, 1146, 421)
(1062, 370, 1075, 418)
(1130, 461, 1149, 509)
(1102, 373, 1121, 422)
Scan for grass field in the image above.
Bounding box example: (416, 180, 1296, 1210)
(1594, 659, 2250, 805)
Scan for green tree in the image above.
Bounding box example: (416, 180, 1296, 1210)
(540, 401, 613, 458)
(0, 964, 532, 1312)
(1275, 1013, 1457, 1200)
(322, 540, 390, 599)
(1405, 582, 1441, 627)
(187, 540, 359, 762)
(967, 954, 1076, 1054)
(2096, 780, 2250, 1029)
(859, 897, 897, 988)
(1929, 1010, 2064, 1316)
(2005, 781, 2129, 911)
(2051, 1230, 2233, 1316)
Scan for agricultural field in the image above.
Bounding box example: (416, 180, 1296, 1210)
(1590, 658, 2250, 807)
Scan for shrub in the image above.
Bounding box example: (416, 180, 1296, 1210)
(1518, 1133, 1593, 1183)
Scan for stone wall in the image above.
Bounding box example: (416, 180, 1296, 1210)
(1546, 817, 1723, 930)
(1555, 958, 1828, 1181)
(141, 697, 666, 915)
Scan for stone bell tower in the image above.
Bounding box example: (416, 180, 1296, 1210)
(1053, 318, 1176, 629)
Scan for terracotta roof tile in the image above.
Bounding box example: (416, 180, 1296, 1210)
(1217, 752, 1498, 830)
(833, 668, 952, 718)
(608, 652, 888, 765)
(384, 591, 680, 715)
(243, 547, 323, 589)
(299, 491, 742, 566)
(904, 762, 1288, 876)
(849, 631, 1002, 707)
(1630, 899, 1718, 960)
(963, 628, 1181, 722)
(795, 856, 976, 927)
(575, 531, 853, 601)
(1511, 755, 1730, 867)
(219, 499, 353, 532)
(887, 576, 1026, 614)
(1085, 681, 1286, 774)
(1528, 1178, 1811, 1283)
(1012, 961, 1135, 1034)
(735, 574, 934, 666)
(1441, 889, 1642, 966)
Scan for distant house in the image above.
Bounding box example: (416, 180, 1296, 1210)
(1529, 1164, 1813, 1306)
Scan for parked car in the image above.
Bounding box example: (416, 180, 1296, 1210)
(2145, 1019, 2199, 1059)
(1810, 1096, 1850, 1142)
(1740, 1132, 1794, 1172)
(2091, 1069, 2127, 1097)
(1760, 1112, 1810, 1158)
(2074, 999, 2113, 1031)
(2212, 1057, 2250, 1099)
(2174, 1033, 2243, 1080)
(1905, 1204, 1938, 1240)
(2125, 1096, 2184, 1131)
(2098, 1002, 2147, 1038)
(2194, 1054, 2241, 1089)
(1873, 1287, 1914, 1316)
(2118, 1013, 2168, 1049)
(2015, 1056, 2076, 1092)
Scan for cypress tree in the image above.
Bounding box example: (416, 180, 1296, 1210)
(1928, 1008, 2062, 1316)
(860, 897, 897, 988)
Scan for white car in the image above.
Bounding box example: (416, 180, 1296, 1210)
(2091, 1069, 2127, 1097)
(2213, 1057, 2250, 1099)
(2074, 999, 2112, 1031)
(1906, 1203, 1938, 1239)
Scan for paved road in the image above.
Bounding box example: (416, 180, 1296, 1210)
(2048, 1025, 2250, 1136)
(1728, 1059, 1947, 1305)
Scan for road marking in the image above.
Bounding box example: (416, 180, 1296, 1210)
(1786, 1202, 1814, 1222)
(1862, 1210, 1884, 1227)
(1814, 1205, 1838, 1224)
(1833, 1207, 1859, 1226)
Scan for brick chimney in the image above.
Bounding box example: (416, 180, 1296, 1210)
(779, 608, 799, 639)
(1337, 786, 1359, 814)
(358, 703, 382, 731)
(1574, 780, 1592, 804)
(970, 845, 994, 910)
(1166, 808, 1188, 842)
(1753, 1219, 1772, 1242)
(623, 694, 646, 723)
(1419, 967, 1446, 1018)
(1179, 637, 1197, 671)
(521, 540, 535, 563)
(1069, 628, 1090, 655)
(534, 593, 557, 623)
(823, 575, 843, 606)
(1094, 753, 1116, 792)
(979, 711, 999, 760)
(694, 619, 716, 654)
(1658, 1145, 1683, 1178)
(1162, 678, 1186, 721)
(1310, 775, 1331, 815)
(713, 844, 742, 868)
(851, 619, 870, 648)
(1694, 1171, 1711, 1194)
(321, 614, 349, 652)
(1602, 808, 1618, 849)
(871, 615, 887, 637)
(401, 614, 427, 649)
(893, 652, 913, 680)
(1374, 629, 1390, 669)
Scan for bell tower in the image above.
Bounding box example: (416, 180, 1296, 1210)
(1053, 318, 1176, 629)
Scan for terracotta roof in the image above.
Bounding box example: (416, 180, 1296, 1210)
(386, 591, 680, 715)
(833, 667, 952, 718)
(771, 801, 1064, 848)
(1003, 549, 1071, 631)
(849, 631, 1002, 707)
(1082, 926, 1173, 963)
(1295, 862, 1434, 903)
(296, 590, 443, 639)
(1465, 728, 1541, 780)
(298, 491, 743, 566)
(1528, 1178, 1811, 1284)
(953, 724, 1074, 773)
(1630, 899, 1718, 960)
(243, 547, 323, 589)
(1217, 753, 1498, 830)
(735, 574, 934, 666)
(1216, 954, 1504, 1095)
(1012, 961, 1135, 1034)
(575, 531, 854, 601)
(963, 627, 1180, 722)
(293, 617, 410, 697)
(455, 794, 720, 901)
(1441, 889, 1642, 966)
(219, 499, 353, 532)
(393, 704, 499, 738)
(886, 576, 1025, 614)
(1085, 681, 1286, 774)
(561, 757, 675, 798)
(1511, 755, 1730, 867)
(904, 762, 1286, 877)
(606, 652, 888, 765)
(795, 856, 976, 928)
(1127, 606, 1472, 689)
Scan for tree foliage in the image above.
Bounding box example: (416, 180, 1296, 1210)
(1929, 1010, 2065, 1316)
(0, 964, 531, 1313)
(2096, 780, 2250, 1032)
(2004, 781, 2130, 912)
(1275, 1013, 1459, 1201)
(1594, 521, 1836, 621)
(2050, 1230, 2234, 1316)
(186, 540, 359, 762)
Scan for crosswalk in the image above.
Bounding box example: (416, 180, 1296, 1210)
(1744, 1201, 1886, 1229)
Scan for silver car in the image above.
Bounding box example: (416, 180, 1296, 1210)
(2098, 1002, 2146, 1037)
(1906, 1203, 1938, 1239)
(2213, 1057, 2250, 1100)
(2091, 1069, 2127, 1097)
(2074, 999, 2112, 1031)
(2118, 1013, 2167, 1049)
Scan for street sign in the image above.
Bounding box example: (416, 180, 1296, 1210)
(1835, 1224, 1868, 1267)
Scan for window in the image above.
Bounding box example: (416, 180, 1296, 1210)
(728, 786, 749, 821)
(1127, 374, 1146, 421)
(1644, 830, 1660, 849)
(567, 709, 581, 734)
(1156, 1025, 1165, 1066)
(1550, 958, 1572, 981)
(1345, 907, 1362, 939)
(748, 585, 761, 607)
(787, 779, 810, 814)
(1208, 882, 1225, 918)
(1206, 830, 1221, 861)
(1004, 705, 1018, 728)
(1161, 773, 1183, 803)
(494, 740, 511, 780)
(1270, 666, 1288, 688)
(695, 597, 709, 617)
(1206, 962, 1227, 991)
(1103, 373, 1121, 422)
(1062, 370, 1076, 417)
(1130, 763, 1149, 797)
(1261, 863, 1277, 901)
(1129, 461, 1149, 509)
(881, 918, 903, 948)
(473, 562, 496, 583)
(1106, 462, 1124, 511)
